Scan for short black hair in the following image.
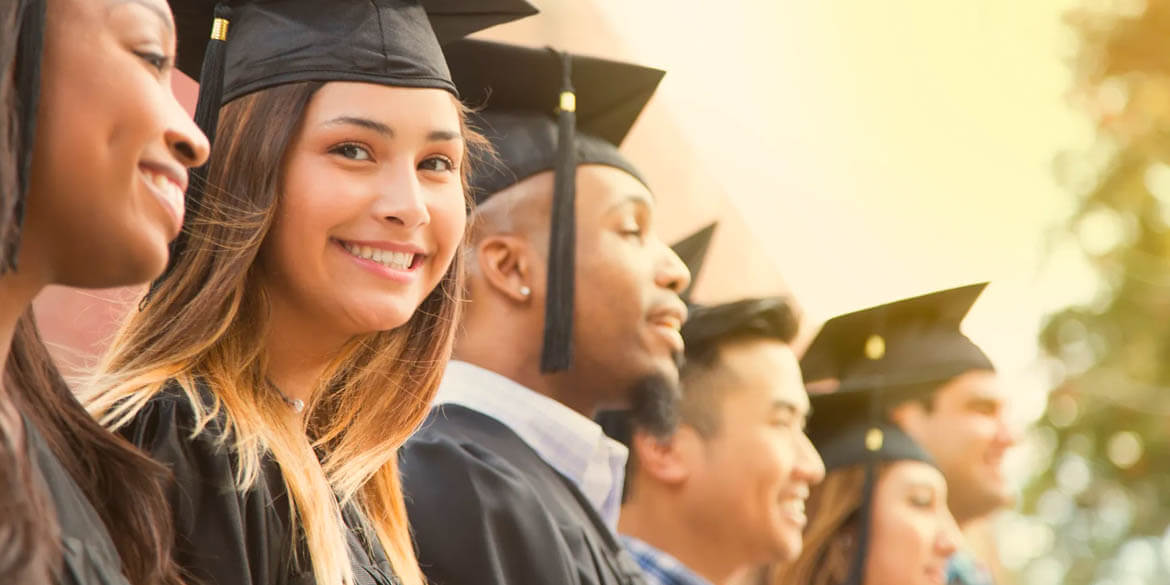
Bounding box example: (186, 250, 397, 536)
(600, 296, 800, 502)
(676, 297, 801, 436)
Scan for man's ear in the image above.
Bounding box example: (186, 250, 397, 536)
(631, 427, 699, 486)
(888, 400, 926, 433)
(476, 234, 537, 303)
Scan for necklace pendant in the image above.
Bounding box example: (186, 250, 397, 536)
(291, 399, 305, 414)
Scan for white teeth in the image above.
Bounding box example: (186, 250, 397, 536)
(341, 242, 416, 270)
(143, 169, 184, 220)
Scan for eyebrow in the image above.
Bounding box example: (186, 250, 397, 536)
(324, 116, 394, 137)
(605, 193, 655, 215)
(110, 0, 174, 33)
(321, 117, 462, 143)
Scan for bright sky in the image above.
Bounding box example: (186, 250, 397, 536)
(593, 0, 1099, 421)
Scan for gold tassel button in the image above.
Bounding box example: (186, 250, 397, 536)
(211, 17, 230, 41)
(559, 91, 576, 113)
(865, 427, 884, 452)
(864, 334, 885, 361)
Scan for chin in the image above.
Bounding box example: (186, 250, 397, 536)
(60, 245, 168, 288)
(341, 298, 421, 334)
(770, 531, 803, 564)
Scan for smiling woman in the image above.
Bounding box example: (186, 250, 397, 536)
(77, 1, 533, 585)
(0, 0, 209, 583)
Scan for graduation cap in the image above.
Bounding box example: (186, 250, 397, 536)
(443, 39, 665, 372)
(670, 222, 717, 305)
(800, 282, 994, 406)
(4, 0, 46, 271)
(146, 0, 537, 297)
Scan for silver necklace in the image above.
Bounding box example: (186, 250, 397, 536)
(266, 378, 305, 413)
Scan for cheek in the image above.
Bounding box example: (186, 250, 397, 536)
(26, 41, 175, 282)
(869, 507, 923, 580)
(424, 189, 468, 270)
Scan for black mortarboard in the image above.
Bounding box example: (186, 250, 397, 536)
(3, 0, 45, 272)
(800, 282, 994, 404)
(146, 0, 536, 299)
(443, 39, 665, 372)
(670, 223, 717, 305)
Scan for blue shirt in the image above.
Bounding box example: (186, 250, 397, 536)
(621, 535, 713, 585)
(433, 360, 629, 530)
(947, 550, 995, 585)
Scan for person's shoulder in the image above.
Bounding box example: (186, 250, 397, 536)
(118, 379, 232, 466)
(402, 404, 556, 508)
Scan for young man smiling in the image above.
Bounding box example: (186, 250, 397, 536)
(399, 41, 690, 585)
(601, 297, 826, 585)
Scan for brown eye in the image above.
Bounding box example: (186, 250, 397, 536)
(134, 51, 170, 73)
(419, 155, 455, 172)
(330, 144, 373, 161)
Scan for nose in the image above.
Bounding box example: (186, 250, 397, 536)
(655, 238, 691, 294)
(373, 162, 430, 230)
(996, 416, 1020, 449)
(796, 431, 826, 485)
(935, 507, 962, 558)
(164, 92, 209, 169)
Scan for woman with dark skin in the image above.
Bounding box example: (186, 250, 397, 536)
(0, 0, 208, 583)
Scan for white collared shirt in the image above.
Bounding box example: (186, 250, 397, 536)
(433, 360, 629, 531)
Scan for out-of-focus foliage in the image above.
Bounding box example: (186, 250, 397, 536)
(1026, 1, 1170, 583)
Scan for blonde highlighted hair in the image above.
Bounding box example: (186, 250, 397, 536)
(83, 81, 486, 585)
(770, 465, 879, 585)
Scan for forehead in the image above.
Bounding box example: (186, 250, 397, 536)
(574, 164, 653, 215)
(715, 338, 809, 411)
(937, 369, 1004, 403)
(104, 0, 173, 27)
(304, 82, 460, 126)
(882, 460, 946, 491)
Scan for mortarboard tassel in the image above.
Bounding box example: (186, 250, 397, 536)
(4, 0, 45, 273)
(847, 333, 888, 585)
(144, 3, 231, 307)
(540, 50, 577, 373)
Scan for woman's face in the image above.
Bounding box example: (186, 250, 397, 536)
(22, 0, 209, 287)
(865, 461, 960, 585)
(263, 82, 467, 340)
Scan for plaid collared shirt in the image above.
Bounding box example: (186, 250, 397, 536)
(947, 550, 995, 585)
(433, 360, 629, 530)
(621, 536, 713, 585)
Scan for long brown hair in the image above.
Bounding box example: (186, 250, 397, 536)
(770, 465, 886, 585)
(84, 81, 482, 585)
(0, 1, 51, 582)
(1, 1, 182, 584)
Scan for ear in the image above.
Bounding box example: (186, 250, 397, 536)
(631, 427, 698, 486)
(888, 400, 926, 432)
(476, 234, 537, 304)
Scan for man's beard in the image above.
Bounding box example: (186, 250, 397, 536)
(596, 353, 683, 445)
(626, 371, 681, 437)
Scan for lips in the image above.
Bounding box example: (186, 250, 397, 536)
(648, 301, 688, 353)
(139, 163, 186, 233)
(333, 238, 428, 275)
(779, 497, 807, 527)
(339, 241, 419, 271)
(779, 487, 810, 527)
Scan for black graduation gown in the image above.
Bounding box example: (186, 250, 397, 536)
(400, 404, 648, 585)
(26, 416, 131, 585)
(118, 385, 400, 585)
